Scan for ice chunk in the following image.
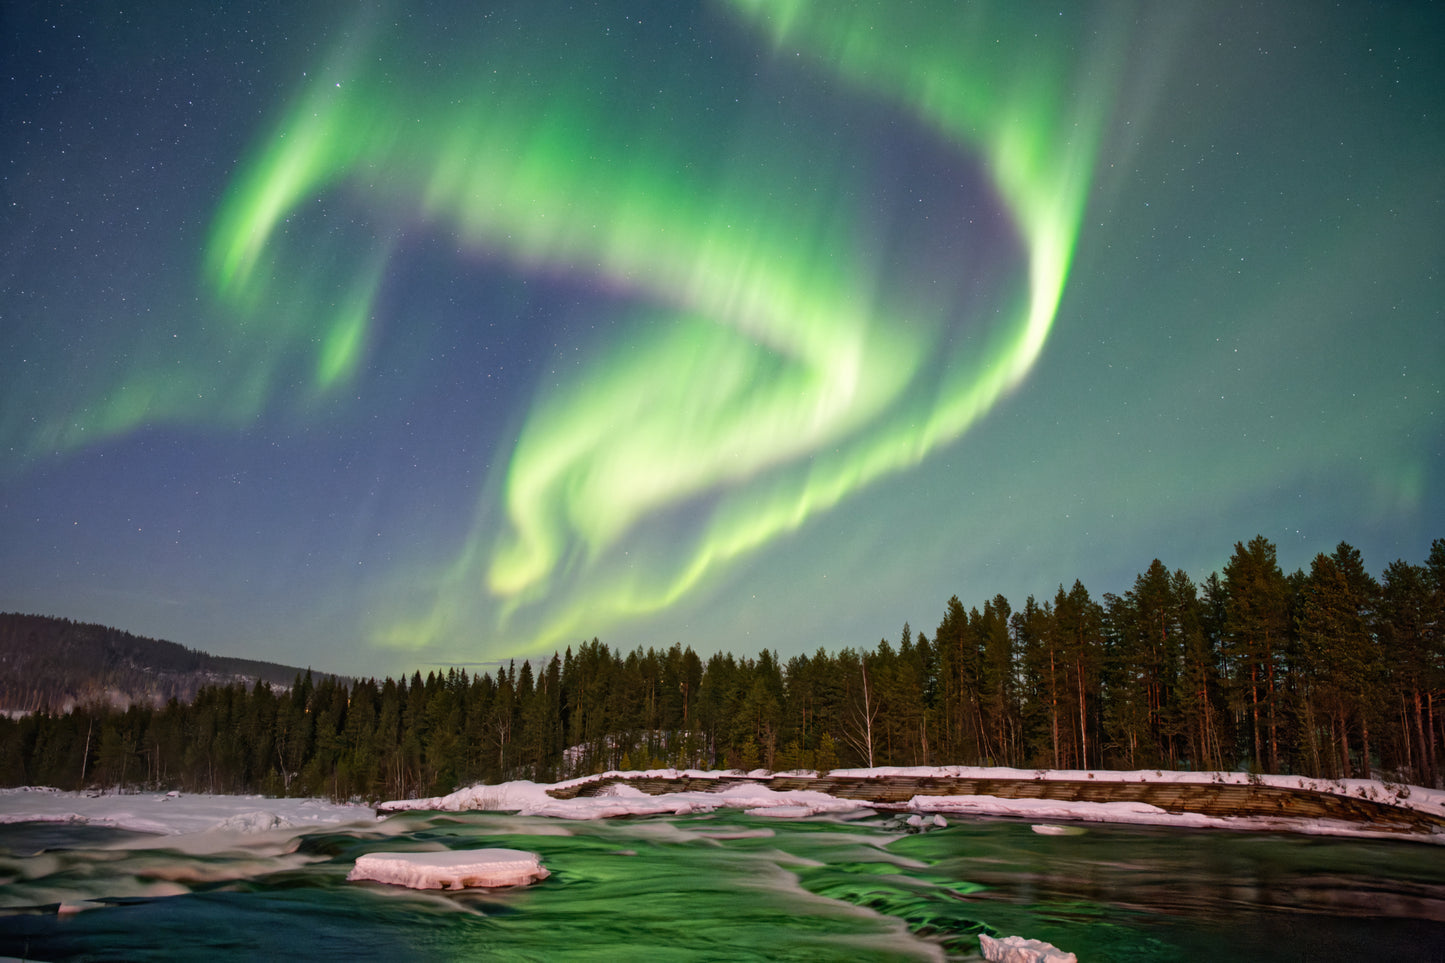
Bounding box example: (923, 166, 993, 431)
(979, 933, 1077, 963)
(214, 811, 292, 833)
(348, 849, 549, 890)
(902, 813, 949, 833)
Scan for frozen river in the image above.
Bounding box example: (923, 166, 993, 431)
(1, 789, 1443, 960)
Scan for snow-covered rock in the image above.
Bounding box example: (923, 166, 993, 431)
(979, 933, 1077, 963)
(348, 849, 549, 890)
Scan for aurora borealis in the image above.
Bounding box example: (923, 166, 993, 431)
(3, 1, 1441, 675)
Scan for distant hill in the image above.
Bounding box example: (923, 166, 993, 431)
(0, 612, 348, 715)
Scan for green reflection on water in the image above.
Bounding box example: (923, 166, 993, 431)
(4, 810, 1445, 961)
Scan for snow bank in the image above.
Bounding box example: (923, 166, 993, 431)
(373, 766, 1444, 840)
(377, 780, 558, 814)
(901, 791, 1427, 839)
(908, 793, 1190, 827)
(382, 773, 866, 821)
(829, 765, 1445, 817)
(348, 849, 549, 890)
(979, 933, 1076, 963)
(0, 787, 376, 837)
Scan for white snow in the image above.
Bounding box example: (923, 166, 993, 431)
(909, 793, 1185, 826)
(1031, 824, 1084, 836)
(348, 848, 549, 890)
(829, 765, 1445, 815)
(0, 787, 376, 838)
(979, 933, 1077, 963)
(374, 766, 1445, 841)
(382, 774, 865, 821)
(9, 767, 1422, 846)
(0, 789, 383, 906)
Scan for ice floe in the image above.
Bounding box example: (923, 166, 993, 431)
(979, 933, 1077, 963)
(348, 849, 549, 890)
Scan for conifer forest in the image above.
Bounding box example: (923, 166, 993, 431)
(3, 536, 1442, 800)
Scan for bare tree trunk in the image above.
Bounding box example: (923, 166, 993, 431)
(1399, 693, 1413, 778)
(1339, 712, 1353, 779)
(275, 743, 293, 792)
(1303, 699, 1321, 778)
(861, 659, 875, 769)
(1361, 709, 1373, 779)
(843, 656, 877, 769)
(1422, 689, 1438, 788)
(1049, 649, 1060, 769)
(1250, 660, 1262, 770)
(80, 717, 93, 789)
(1266, 652, 1279, 773)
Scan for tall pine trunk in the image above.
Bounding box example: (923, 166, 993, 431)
(1050, 648, 1060, 769)
(1425, 690, 1439, 787)
(1250, 660, 1262, 770)
(1266, 650, 1279, 773)
(1338, 711, 1352, 778)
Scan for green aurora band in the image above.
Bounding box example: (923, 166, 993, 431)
(150, 2, 1126, 655)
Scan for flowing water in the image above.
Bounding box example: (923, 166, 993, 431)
(2, 810, 1442, 961)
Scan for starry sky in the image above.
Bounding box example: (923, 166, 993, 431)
(2, 0, 1441, 677)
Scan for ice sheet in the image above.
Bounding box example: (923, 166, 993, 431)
(0, 787, 376, 838)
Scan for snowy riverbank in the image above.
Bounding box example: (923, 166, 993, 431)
(0, 786, 376, 838)
(378, 766, 1445, 841)
(4, 765, 1440, 843)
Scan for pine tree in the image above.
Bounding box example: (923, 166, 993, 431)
(1297, 544, 1381, 777)
(1223, 536, 1290, 772)
(1379, 559, 1433, 784)
(1054, 581, 1104, 768)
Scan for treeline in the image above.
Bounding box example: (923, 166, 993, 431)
(2, 536, 1441, 799)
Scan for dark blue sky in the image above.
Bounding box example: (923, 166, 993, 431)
(3, 1, 1441, 676)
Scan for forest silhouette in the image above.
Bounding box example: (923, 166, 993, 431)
(3, 535, 1441, 800)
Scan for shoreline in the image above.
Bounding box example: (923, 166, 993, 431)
(378, 766, 1445, 841)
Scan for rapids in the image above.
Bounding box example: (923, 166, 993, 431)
(2, 809, 1442, 960)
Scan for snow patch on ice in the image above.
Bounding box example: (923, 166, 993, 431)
(1031, 824, 1084, 836)
(910, 793, 1173, 825)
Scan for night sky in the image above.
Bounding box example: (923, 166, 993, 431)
(3, 1, 1441, 677)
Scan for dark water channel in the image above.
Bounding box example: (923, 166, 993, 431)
(2, 811, 1442, 961)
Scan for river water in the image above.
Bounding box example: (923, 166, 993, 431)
(2, 810, 1442, 961)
